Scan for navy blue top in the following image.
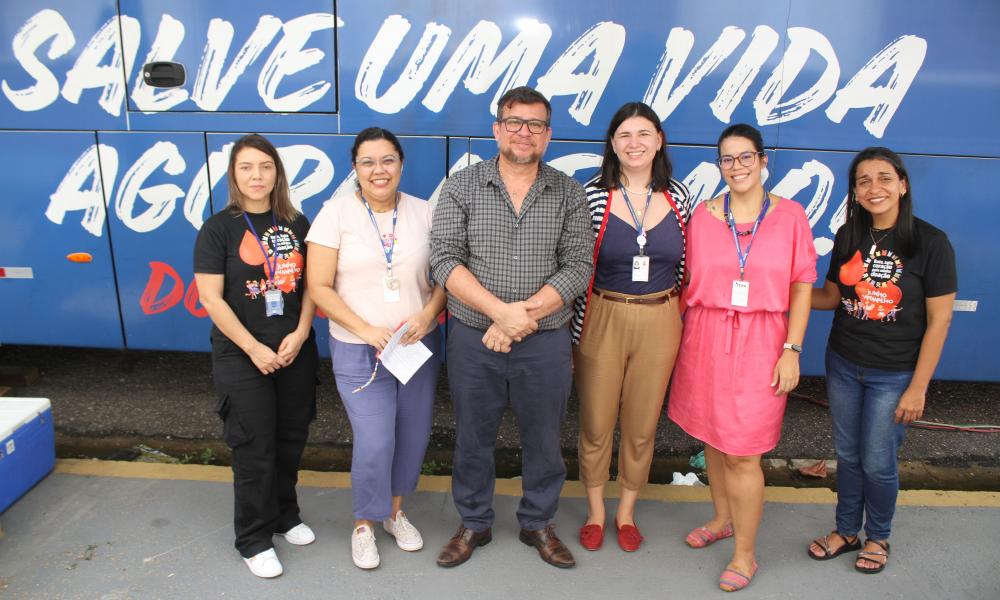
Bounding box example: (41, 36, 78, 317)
(594, 211, 682, 294)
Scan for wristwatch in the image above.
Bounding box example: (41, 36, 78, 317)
(783, 342, 803, 353)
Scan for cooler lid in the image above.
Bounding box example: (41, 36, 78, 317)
(0, 397, 51, 441)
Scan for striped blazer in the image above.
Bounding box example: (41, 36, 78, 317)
(570, 176, 692, 344)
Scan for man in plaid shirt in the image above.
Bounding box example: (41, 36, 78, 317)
(431, 86, 593, 569)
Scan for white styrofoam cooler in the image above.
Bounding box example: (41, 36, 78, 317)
(0, 397, 55, 513)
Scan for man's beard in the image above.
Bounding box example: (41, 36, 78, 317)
(499, 144, 541, 165)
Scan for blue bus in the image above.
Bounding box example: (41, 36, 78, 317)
(1, 0, 996, 380)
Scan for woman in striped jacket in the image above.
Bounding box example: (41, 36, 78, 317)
(571, 102, 690, 552)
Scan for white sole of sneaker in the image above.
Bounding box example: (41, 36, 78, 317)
(382, 522, 423, 551)
(353, 555, 380, 569)
(276, 532, 315, 546)
(390, 536, 423, 552)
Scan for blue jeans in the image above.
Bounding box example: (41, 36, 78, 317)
(826, 347, 912, 540)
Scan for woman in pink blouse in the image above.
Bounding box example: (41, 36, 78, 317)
(667, 124, 817, 592)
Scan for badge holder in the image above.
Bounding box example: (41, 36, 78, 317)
(361, 192, 401, 304)
(633, 232, 650, 283)
(725, 192, 769, 309)
(243, 211, 284, 318)
(621, 188, 653, 284)
(264, 288, 284, 316)
(731, 279, 749, 307)
(383, 272, 401, 303)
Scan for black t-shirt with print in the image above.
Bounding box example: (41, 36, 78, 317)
(826, 217, 957, 371)
(193, 208, 310, 354)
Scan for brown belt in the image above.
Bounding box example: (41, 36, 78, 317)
(592, 287, 678, 305)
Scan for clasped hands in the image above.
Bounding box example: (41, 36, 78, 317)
(482, 299, 543, 353)
(359, 309, 435, 352)
(248, 330, 308, 375)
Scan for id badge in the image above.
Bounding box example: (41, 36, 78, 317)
(632, 255, 650, 282)
(731, 279, 750, 307)
(383, 276, 401, 303)
(264, 288, 284, 316)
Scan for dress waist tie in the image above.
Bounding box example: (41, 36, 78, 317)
(720, 309, 741, 354)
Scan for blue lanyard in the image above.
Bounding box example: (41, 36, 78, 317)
(619, 186, 653, 254)
(242, 211, 279, 284)
(724, 191, 770, 280)
(360, 192, 398, 275)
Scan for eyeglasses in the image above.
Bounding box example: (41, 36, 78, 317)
(498, 117, 549, 134)
(355, 155, 400, 170)
(717, 151, 765, 170)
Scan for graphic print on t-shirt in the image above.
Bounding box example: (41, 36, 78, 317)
(838, 249, 904, 321)
(238, 224, 304, 299)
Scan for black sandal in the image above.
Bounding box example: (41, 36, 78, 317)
(808, 530, 861, 561)
(855, 539, 890, 574)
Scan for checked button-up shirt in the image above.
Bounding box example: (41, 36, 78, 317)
(430, 156, 594, 331)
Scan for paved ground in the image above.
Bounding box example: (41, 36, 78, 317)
(1, 461, 998, 600)
(2, 344, 999, 487)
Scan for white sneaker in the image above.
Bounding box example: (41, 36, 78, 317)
(382, 510, 424, 551)
(276, 522, 316, 545)
(351, 525, 380, 569)
(243, 548, 283, 578)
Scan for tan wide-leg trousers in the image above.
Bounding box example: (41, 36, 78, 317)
(573, 288, 682, 490)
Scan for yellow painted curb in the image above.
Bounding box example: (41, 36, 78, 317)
(54, 459, 1000, 508)
(57, 458, 232, 482)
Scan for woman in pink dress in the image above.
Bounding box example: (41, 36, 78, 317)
(668, 124, 817, 592)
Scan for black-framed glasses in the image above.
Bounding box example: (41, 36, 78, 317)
(498, 117, 549, 134)
(717, 151, 764, 170)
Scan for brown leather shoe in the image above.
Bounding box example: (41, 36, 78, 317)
(519, 525, 576, 568)
(436, 525, 492, 568)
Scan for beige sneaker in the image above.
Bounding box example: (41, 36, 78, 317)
(382, 510, 423, 551)
(351, 525, 380, 569)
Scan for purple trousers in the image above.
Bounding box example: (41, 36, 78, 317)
(329, 329, 440, 521)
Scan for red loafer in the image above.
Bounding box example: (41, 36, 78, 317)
(579, 523, 604, 551)
(616, 519, 643, 552)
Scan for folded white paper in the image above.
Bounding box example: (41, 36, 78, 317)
(378, 323, 433, 385)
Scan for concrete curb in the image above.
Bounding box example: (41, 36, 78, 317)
(55, 433, 1000, 492)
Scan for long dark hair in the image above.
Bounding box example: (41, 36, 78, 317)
(838, 147, 916, 258)
(226, 133, 298, 223)
(595, 102, 673, 191)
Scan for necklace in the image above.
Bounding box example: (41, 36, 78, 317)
(621, 184, 652, 214)
(724, 194, 766, 235)
(869, 227, 892, 256)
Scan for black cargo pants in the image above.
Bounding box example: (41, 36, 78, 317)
(212, 334, 318, 558)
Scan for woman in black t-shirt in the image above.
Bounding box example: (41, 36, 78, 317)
(193, 134, 319, 579)
(806, 147, 956, 574)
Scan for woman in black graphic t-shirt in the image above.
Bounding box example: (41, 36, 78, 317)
(193, 134, 318, 579)
(806, 147, 956, 574)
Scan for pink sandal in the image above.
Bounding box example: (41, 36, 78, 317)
(719, 561, 758, 592)
(685, 524, 734, 548)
